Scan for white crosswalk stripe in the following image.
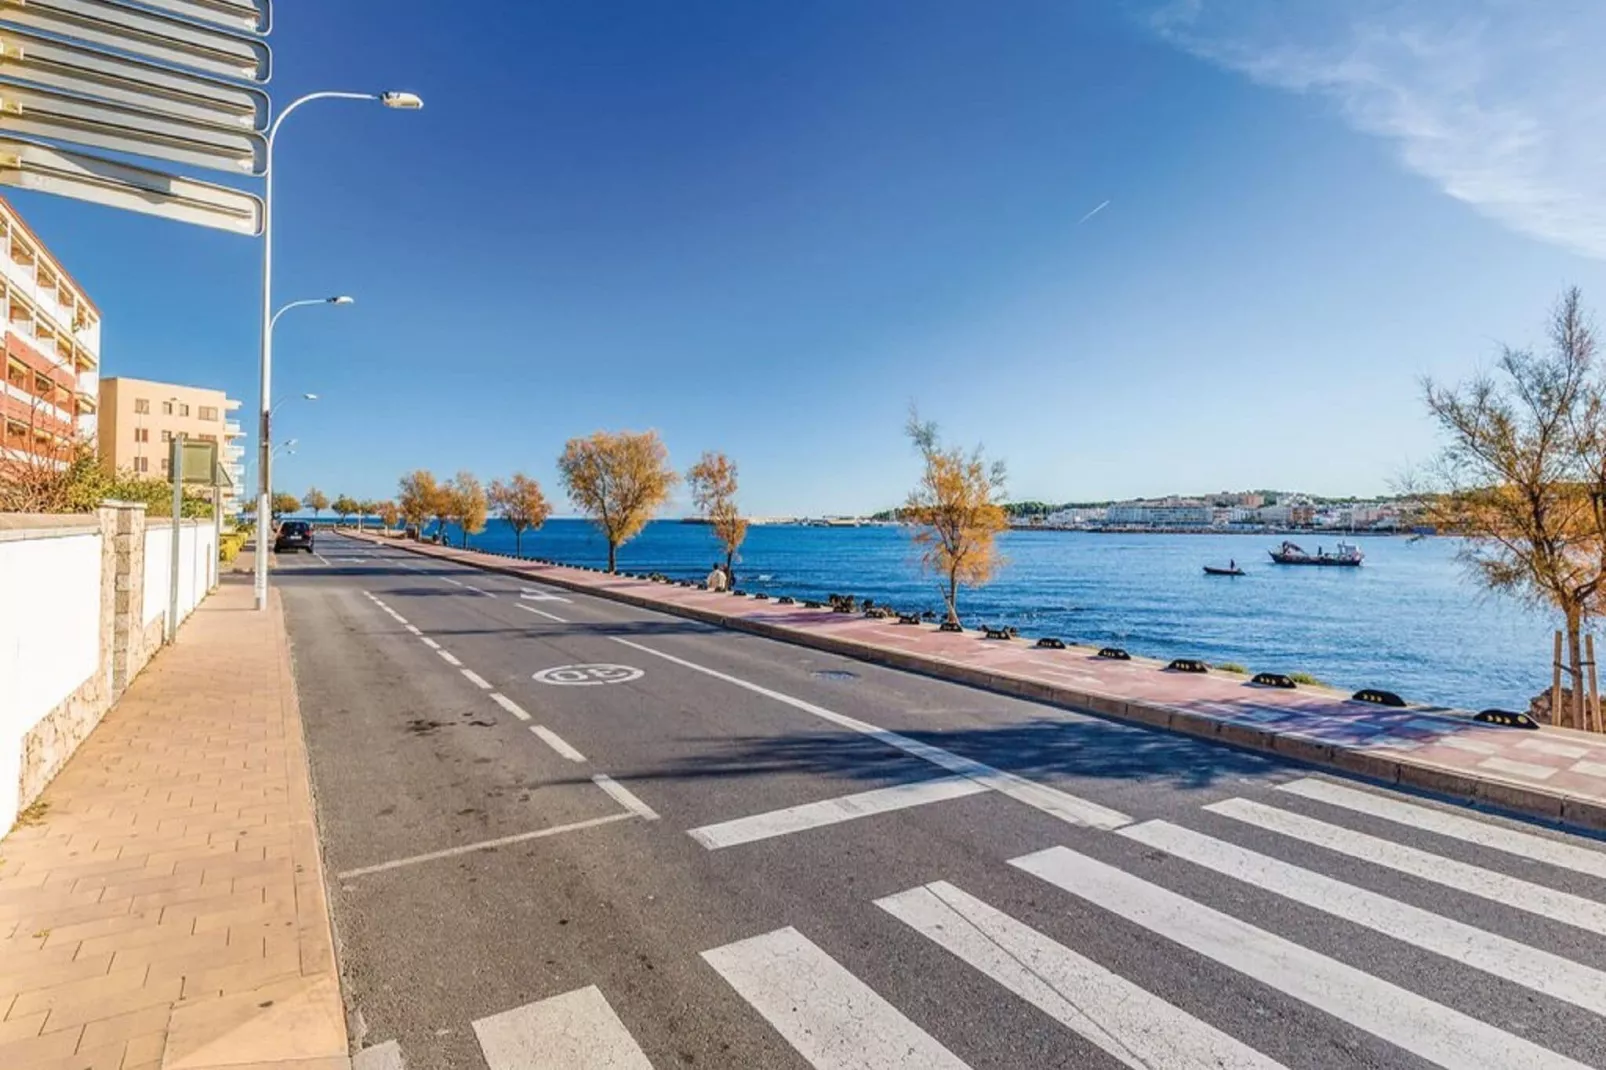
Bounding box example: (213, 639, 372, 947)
(471, 985, 652, 1070)
(877, 881, 1287, 1069)
(1011, 844, 1592, 1070)
(1119, 818, 1606, 1016)
(688, 776, 989, 849)
(1276, 777, 1606, 879)
(1207, 796, 1606, 936)
(703, 926, 971, 1069)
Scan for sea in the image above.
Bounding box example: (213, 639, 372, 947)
(422, 518, 1557, 714)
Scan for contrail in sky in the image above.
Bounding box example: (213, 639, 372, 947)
(1077, 199, 1111, 224)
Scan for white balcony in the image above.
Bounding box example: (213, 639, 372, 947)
(224, 421, 242, 437)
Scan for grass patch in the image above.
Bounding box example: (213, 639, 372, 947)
(1214, 662, 1248, 674)
(1288, 672, 1327, 687)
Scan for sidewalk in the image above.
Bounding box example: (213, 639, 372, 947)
(364, 534, 1606, 833)
(0, 571, 347, 1070)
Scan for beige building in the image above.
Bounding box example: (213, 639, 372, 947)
(97, 376, 245, 513)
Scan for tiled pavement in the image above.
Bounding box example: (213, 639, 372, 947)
(0, 572, 346, 1070)
(364, 535, 1606, 833)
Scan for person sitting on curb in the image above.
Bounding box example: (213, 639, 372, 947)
(707, 563, 729, 592)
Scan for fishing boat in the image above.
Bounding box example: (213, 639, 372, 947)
(1269, 540, 1363, 567)
(1203, 565, 1245, 576)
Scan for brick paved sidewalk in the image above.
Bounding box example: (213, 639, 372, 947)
(368, 534, 1606, 833)
(0, 573, 346, 1070)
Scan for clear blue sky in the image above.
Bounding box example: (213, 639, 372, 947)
(18, 0, 1606, 515)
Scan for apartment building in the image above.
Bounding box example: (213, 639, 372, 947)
(97, 377, 245, 513)
(0, 196, 101, 466)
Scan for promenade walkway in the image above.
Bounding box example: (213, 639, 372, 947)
(0, 571, 347, 1070)
(359, 534, 1606, 833)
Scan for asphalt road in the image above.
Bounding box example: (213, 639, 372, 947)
(278, 532, 1606, 1070)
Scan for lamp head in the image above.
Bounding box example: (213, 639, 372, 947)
(303, 393, 318, 401)
(328, 296, 355, 305)
(381, 91, 424, 110)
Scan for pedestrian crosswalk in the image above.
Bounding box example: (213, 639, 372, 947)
(357, 776, 1606, 1070)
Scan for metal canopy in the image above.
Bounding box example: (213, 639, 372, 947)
(0, 135, 263, 234)
(0, 26, 269, 131)
(0, 0, 272, 83)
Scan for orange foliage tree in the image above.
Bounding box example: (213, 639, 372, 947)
(397, 470, 442, 536)
(489, 472, 552, 557)
(686, 450, 748, 583)
(903, 411, 1008, 625)
(558, 430, 677, 572)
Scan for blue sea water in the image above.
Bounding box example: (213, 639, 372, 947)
(426, 518, 1555, 713)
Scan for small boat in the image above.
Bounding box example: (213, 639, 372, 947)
(1269, 540, 1363, 567)
(1203, 565, 1245, 576)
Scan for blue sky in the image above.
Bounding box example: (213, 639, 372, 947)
(18, 0, 1606, 515)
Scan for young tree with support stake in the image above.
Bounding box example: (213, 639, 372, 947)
(332, 494, 360, 526)
(379, 500, 400, 533)
(398, 470, 441, 537)
(489, 473, 552, 557)
(558, 430, 677, 573)
(1424, 288, 1605, 731)
(447, 470, 488, 548)
(902, 410, 1008, 626)
(303, 487, 329, 521)
(272, 491, 301, 517)
(687, 450, 748, 585)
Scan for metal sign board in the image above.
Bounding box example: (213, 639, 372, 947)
(0, 0, 271, 84)
(0, 135, 262, 234)
(0, 80, 264, 173)
(135, 0, 269, 36)
(179, 438, 217, 484)
(0, 26, 268, 131)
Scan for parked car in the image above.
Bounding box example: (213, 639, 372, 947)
(274, 520, 314, 554)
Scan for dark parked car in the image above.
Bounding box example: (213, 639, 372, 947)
(274, 520, 314, 554)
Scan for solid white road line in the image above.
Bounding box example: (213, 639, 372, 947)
(1277, 778, 1606, 880)
(420, 637, 440, 650)
(443, 577, 465, 587)
(1120, 819, 1606, 1017)
(1012, 845, 1590, 1070)
(351, 1039, 405, 1070)
(521, 589, 572, 603)
(531, 725, 586, 762)
(878, 881, 1286, 1070)
(465, 584, 497, 598)
(461, 668, 492, 690)
(314, 552, 333, 566)
(702, 926, 972, 1070)
(436, 649, 463, 667)
(472, 985, 652, 1070)
(404, 624, 422, 636)
(689, 776, 989, 850)
(337, 812, 634, 879)
(1208, 797, 1606, 936)
(516, 604, 569, 623)
(592, 774, 660, 821)
(489, 692, 532, 721)
(610, 636, 1131, 831)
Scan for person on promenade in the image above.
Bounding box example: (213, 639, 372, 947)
(707, 563, 729, 591)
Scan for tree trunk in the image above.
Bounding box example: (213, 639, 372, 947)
(1567, 608, 1585, 729)
(608, 541, 618, 573)
(725, 548, 735, 588)
(515, 529, 523, 558)
(946, 571, 960, 625)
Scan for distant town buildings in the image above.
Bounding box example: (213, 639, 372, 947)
(98, 377, 246, 514)
(1035, 492, 1415, 532)
(0, 196, 101, 468)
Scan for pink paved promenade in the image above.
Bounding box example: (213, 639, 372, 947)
(356, 534, 1606, 831)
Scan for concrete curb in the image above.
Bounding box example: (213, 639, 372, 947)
(357, 536, 1606, 835)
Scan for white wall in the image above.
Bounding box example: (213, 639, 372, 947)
(0, 525, 102, 826)
(143, 520, 217, 630)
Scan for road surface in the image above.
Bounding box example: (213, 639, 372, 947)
(277, 533, 1606, 1069)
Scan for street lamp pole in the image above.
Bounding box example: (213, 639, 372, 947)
(255, 90, 422, 610)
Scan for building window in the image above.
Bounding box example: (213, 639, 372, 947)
(178, 403, 190, 417)
(199, 405, 218, 421)
(161, 429, 173, 442)
(134, 456, 148, 473)
(134, 427, 148, 443)
(162, 400, 173, 415)
(134, 398, 150, 414)
(199, 433, 217, 443)
(160, 457, 170, 474)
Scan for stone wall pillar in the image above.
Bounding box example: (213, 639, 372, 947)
(107, 502, 148, 698)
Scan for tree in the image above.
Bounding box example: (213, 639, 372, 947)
(687, 450, 749, 583)
(272, 491, 301, 517)
(558, 430, 677, 572)
(332, 494, 360, 526)
(446, 470, 488, 547)
(902, 410, 1008, 625)
(1424, 288, 1605, 729)
(489, 472, 551, 557)
(303, 487, 329, 520)
(398, 470, 442, 536)
(379, 500, 400, 532)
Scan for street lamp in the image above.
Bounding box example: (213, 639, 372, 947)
(255, 90, 423, 609)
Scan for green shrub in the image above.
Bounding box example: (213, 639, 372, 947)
(1288, 671, 1327, 687)
(1214, 662, 1248, 674)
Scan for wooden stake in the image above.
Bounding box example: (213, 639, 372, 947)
(1590, 634, 1602, 734)
(1552, 630, 1564, 726)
